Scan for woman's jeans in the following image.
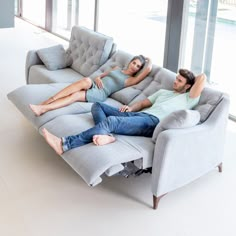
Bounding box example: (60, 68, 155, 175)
(62, 102, 159, 152)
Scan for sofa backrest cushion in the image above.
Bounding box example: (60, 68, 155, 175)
(37, 44, 72, 71)
(68, 26, 114, 76)
(128, 66, 176, 105)
(90, 50, 176, 105)
(152, 109, 201, 143)
(193, 87, 224, 122)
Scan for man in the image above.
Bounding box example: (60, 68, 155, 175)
(42, 69, 206, 155)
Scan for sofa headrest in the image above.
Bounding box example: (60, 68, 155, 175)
(68, 26, 114, 76)
(194, 87, 224, 122)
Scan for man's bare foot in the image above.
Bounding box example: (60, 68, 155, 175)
(29, 104, 45, 116)
(42, 128, 63, 155)
(93, 134, 116, 146)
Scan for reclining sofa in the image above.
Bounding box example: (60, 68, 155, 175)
(7, 26, 230, 209)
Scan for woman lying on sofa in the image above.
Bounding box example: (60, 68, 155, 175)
(29, 55, 152, 116)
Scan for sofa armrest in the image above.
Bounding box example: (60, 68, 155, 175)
(25, 50, 43, 84)
(151, 97, 230, 198)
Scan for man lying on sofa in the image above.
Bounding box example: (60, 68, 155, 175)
(41, 69, 206, 155)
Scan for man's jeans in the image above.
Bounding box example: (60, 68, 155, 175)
(62, 102, 159, 152)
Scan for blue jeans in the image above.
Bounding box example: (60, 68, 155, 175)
(62, 102, 159, 152)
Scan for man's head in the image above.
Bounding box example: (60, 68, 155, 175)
(173, 69, 196, 93)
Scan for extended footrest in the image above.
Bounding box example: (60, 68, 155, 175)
(118, 162, 152, 178)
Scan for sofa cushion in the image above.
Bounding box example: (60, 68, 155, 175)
(128, 67, 176, 105)
(152, 109, 201, 143)
(91, 50, 176, 105)
(194, 87, 224, 122)
(68, 26, 114, 76)
(39, 113, 155, 186)
(90, 50, 160, 105)
(28, 65, 84, 84)
(37, 44, 72, 71)
(7, 83, 93, 129)
(7, 81, 124, 130)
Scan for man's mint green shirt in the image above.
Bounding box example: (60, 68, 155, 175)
(142, 89, 200, 121)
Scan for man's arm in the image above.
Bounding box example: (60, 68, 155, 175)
(189, 73, 206, 98)
(119, 98, 152, 112)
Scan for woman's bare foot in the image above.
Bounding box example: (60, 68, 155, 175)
(29, 104, 45, 116)
(42, 128, 63, 155)
(93, 134, 116, 146)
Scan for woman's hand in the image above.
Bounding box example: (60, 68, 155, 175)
(119, 105, 132, 112)
(95, 76, 104, 89)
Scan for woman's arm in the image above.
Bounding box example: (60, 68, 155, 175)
(94, 66, 119, 89)
(100, 66, 119, 79)
(125, 57, 152, 87)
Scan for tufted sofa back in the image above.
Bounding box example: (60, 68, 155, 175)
(68, 26, 116, 77)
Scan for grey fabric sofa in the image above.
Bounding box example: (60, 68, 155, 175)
(7, 27, 230, 209)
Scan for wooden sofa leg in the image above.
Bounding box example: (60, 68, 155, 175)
(153, 194, 166, 210)
(218, 162, 223, 173)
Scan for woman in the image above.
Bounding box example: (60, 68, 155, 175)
(29, 55, 152, 116)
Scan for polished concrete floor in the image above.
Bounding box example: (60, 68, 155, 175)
(0, 18, 236, 236)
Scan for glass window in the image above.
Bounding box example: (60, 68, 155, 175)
(15, 0, 19, 15)
(78, 0, 95, 30)
(98, 0, 168, 66)
(52, 0, 95, 39)
(180, 0, 236, 117)
(211, 1, 236, 117)
(22, 0, 46, 27)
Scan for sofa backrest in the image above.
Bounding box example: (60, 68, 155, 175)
(194, 87, 225, 122)
(90, 50, 227, 124)
(68, 26, 115, 77)
(90, 50, 175, 104)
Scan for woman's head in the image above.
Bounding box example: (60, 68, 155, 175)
(127, 55, 146, 75)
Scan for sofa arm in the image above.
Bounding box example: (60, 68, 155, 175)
(152, 125, 218, 197)
(151, 97, 229, 200)
(25, 50, 43, 84)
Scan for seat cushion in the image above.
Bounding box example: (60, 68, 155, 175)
(7, 82, 123, 130)
(7, 83, 93, 129)
(28, 65, 85, 84)
(40, 113, 154, 186)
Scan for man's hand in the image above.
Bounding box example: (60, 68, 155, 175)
(119, 105, 132, 112)
(119, 99, 152, 113)
(95, 77, 104, 89)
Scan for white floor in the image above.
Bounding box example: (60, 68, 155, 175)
(0, 18, 236, 236)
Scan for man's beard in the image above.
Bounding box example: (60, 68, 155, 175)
(174, 85, 186, 93)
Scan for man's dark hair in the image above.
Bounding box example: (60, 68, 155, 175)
(179, 69, 196, 91)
